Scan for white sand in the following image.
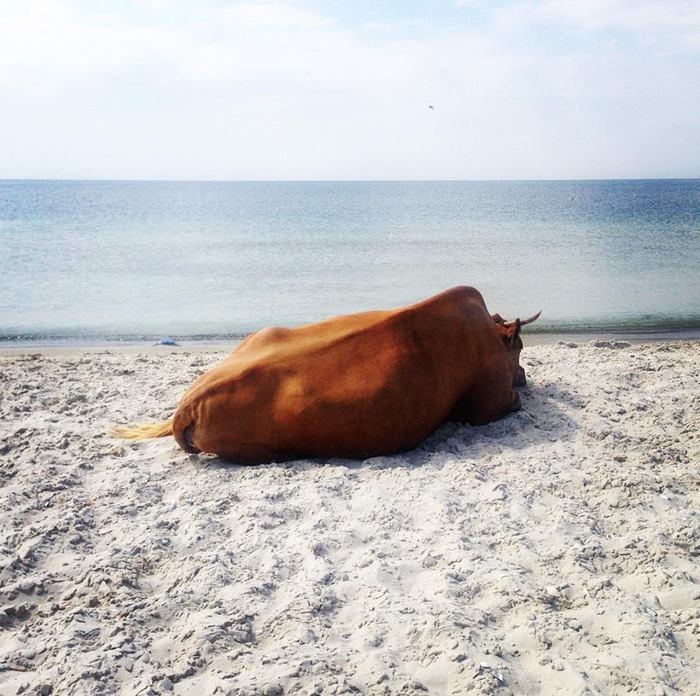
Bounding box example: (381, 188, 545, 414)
(0, 341, 698, 695)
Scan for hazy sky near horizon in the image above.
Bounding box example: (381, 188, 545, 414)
(1, 0, 699, 180)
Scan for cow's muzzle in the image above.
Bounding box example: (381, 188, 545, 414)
(514, 367, 527, 387)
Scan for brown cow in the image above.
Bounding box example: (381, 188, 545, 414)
(114, 286, 540, 462)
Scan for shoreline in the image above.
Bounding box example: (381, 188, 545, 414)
(1, 327, 699, 355)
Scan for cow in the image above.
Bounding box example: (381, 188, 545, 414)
(113, 286, 540, 462)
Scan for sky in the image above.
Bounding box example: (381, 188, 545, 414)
(0, 0, 698, 180)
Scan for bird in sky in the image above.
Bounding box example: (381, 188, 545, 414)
(428, 105, 435, 110)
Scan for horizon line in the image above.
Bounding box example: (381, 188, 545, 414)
(2, 176, 699, 184)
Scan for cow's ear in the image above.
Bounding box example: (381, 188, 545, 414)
(504, 319, 521, 346)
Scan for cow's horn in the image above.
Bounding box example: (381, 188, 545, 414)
(519, 310, 542, 326)
(504, 310, 541, 327)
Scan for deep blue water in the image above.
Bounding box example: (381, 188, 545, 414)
(1, 179, 699, 343)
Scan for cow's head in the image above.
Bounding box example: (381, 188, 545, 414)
(491, 311, 541, 387)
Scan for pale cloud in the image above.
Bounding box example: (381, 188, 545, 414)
(211, 2, 332, 29)
(494, 0, 700, 48)
(0, 0, 698, 179)
(0, 2, 183, 91)
(540, 0, 700, 33)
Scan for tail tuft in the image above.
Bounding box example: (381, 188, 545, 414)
(110, 419, 173, 440)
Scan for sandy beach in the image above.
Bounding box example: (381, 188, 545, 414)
(1, 340, 698, 695)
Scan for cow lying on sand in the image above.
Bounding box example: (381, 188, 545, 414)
(114, 287, 540, 462)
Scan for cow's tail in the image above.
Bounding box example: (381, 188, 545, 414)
(111, 419, 173, 440)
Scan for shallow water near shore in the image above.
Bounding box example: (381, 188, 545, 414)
(1, 178, 699, 343)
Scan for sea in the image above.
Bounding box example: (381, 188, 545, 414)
(1, 179, 699, 346)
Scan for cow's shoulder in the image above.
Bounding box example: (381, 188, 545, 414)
(395, 287, 490, 331)
(413, 285, 487, 311)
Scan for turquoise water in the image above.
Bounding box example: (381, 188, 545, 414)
(1, 179, 699, 343)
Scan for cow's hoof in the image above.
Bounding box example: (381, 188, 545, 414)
(183, 424, 201, 453)
(511, 391, 522, 412)
(514, 367, 527, 387)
